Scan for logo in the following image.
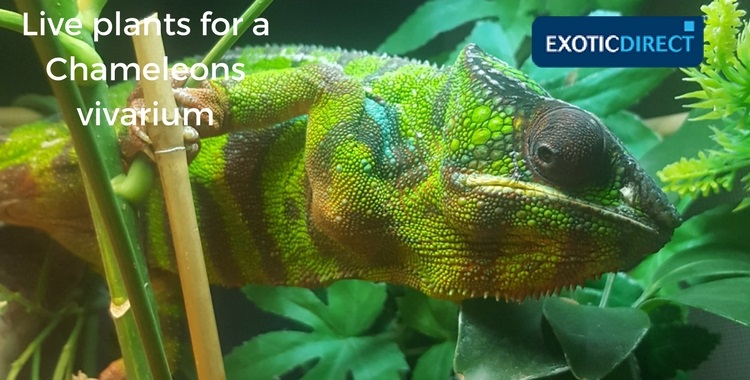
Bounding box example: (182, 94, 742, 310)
(532, 16, 703, 67)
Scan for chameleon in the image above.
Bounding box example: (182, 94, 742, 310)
(0, 43, 681, 299)
(0, 43, 680, 372)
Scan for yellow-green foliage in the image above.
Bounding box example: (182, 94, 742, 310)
(659, 0, 750, 208)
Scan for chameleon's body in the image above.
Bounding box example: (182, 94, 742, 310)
(0, 44, 680, 304)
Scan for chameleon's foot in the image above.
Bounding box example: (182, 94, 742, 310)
(121, 74, 227, 163)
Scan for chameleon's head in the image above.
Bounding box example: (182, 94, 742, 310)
(437, 44, 681, 299)
(0, 122, 96, 261)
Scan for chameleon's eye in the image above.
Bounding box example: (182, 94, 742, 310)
(527, 107, 608, 189)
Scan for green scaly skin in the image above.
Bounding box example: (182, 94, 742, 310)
(0, 44, 680, 302)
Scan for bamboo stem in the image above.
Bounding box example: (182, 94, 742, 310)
(132, 15, 226, 380)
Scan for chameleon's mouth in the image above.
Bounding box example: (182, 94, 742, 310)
(463, 173, 664, 238)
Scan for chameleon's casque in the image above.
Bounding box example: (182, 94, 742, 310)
(0, 44, 680, 301)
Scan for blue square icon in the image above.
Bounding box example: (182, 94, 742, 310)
(684, 20, 695, 32)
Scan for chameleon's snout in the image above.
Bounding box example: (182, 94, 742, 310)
(618, 154, 682, 242)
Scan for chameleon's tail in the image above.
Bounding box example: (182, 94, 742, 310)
(0, 121, 100, 266)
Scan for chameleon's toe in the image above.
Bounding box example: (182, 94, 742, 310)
(184, 125, 201, 161)
(119, 120, 156, 163)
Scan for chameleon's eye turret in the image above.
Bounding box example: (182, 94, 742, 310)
(527, 107, 608, 189)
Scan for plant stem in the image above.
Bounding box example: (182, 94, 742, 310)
(52, 308, 84, 380)
(185, 0, 274, 88)
(133, 17, 226, 380)
(599, 272, 616, 308)
(7, 304, 70, 380)
(31, 348, 41, 380)
(80, 307, 100, 376)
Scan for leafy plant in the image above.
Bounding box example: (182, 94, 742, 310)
(225, 281, 409, 379)
(659, 0, 750, 209)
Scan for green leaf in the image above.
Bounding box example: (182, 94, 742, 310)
(521, 59, 579, 88)
(243, 280, 386, 335)
(225, 330, 406, 380)
(631, 206, 750, 291)
(493, 0, 545, 47)
(547, 68, 672, 117)
(397, 289, 457, 379)
(645, 303, 687, 325)
(543, 297, 650, 380)
(411, 341, 456, 380)
(648, 249, 750, 297)
(454, 298, 568, 380)
(378, 0, 504, 55)
(227, 280, 408, 379)
(636, 321, 720, 378)
(602, 111, 660, 159)
(397, 287, 458, 340)
(661, 277, 750, 327)
(521, 64, 671, 118)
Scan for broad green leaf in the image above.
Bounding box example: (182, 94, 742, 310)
(454, 299, 568, 380)
(648, 249, 750, 296)
(241, 285, 331, 332)
(521, 63, 671, 118)
(635, 320, 719, 378)
(603, 110, 660, 159)
(491, 0, 543, 57)
(224, 330, 406, 380)
(397, 287, 458, 340)
(547, 68, 672, 117)
(521, 59, 580, 87)
(661, 277, 750, 327)
(243, 280, 386, 335)
(378, 0, 504, 55)
(645, 303, 687, 325)
(631, 206, 750, 290)
(543, 297, 650, 380)
(412, 341, 456, 380)
(229, 280, 407, 379)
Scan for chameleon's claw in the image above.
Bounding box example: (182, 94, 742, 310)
(183, 126, 201, 161)
(136, 128, 153, 145)
(183, 125, 200, 144)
